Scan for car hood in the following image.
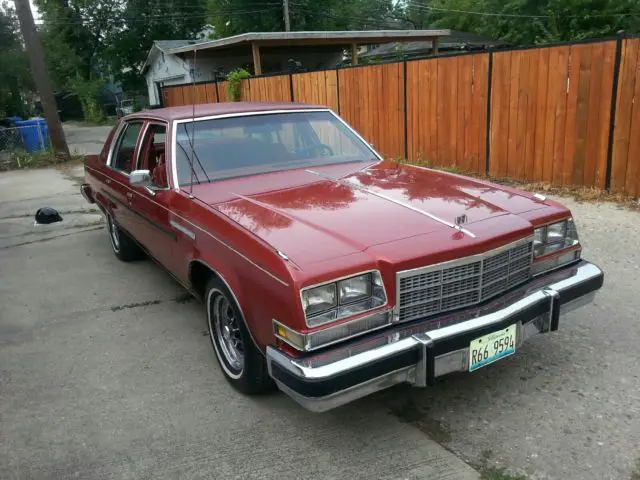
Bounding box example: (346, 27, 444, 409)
(208, 163, 550, 266)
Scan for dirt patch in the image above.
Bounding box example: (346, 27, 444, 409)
(110, 299, 162, 312)
(389, 398, 452, 444)
(631, 458, 640, 480)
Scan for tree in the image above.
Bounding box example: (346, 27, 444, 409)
(35, 0, 121, 121)
(207, 0, 396, 37)
(108, 0, 208, 91)
(0, 2, 30, 117)
(399, 0, 640, 45)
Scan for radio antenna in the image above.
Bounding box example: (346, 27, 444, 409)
(180, 42, 211, 198)
(188, 45, 197, 198)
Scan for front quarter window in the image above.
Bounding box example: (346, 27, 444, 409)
(111, 121, 143, 174)
(174, 111, 376, 186)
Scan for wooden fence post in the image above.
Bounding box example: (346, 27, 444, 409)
(485, 47, 494, 176)
(335, 68, 341, 115)
(605, 31, 625, 191)
(289, 74, 294, 102)
(403, 59, 408, 160)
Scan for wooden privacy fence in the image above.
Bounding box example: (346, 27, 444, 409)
(161, 35, 640, 197)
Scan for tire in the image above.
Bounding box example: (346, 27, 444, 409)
(205, 278, 273, 394)
(106, 212, 143, 262)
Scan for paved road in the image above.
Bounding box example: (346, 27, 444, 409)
(378, 196, 640, 479)
(0, 166, 478, 479)
(63, 123, 113, 156)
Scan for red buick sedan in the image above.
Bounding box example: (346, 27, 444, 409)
(80, 103, 603, 412)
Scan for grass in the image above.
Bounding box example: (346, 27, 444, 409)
(480, 468, 528, 480)
(631, 458, 640, 480)
(399, 158, 639, 210)
(0, 149, 84, 171)
(506, 180, 640, 211)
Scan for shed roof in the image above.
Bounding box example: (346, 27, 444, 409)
(163, 30, 450, 54)
(361, 30, 508, 58)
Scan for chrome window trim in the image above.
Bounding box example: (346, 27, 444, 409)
(133, 120, 171, 192)
(134, 120, 169, 171)
(326, 109, 383, 162)
(107, 120, 145, 176)
(106, 121, 126, 168)
(394, 236, 535, 322)
(300, 269, 389, 328)
(170, 108, 383, 192)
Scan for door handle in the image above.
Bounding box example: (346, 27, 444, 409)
(105, 178, 112, 184)
(126, 192, 133, 199)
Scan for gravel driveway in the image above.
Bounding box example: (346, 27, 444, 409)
(0, 165, 638, 480)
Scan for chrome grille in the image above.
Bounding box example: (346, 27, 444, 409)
(396, 239, 533, 323)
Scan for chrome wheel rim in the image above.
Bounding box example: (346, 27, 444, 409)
(107, 215, 120, 252)
(210, 291, 244, 374)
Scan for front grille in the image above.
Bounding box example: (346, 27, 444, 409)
(397, 239, 533, 323)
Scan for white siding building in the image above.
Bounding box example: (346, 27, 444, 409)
(142, 30, 450, 106)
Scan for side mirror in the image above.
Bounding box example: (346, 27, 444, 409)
(129, 169, 157, 196)
(129, 169, 152, 187)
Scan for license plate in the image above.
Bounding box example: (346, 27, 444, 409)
(468, 324, 516, 372)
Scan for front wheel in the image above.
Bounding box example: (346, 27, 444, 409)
(206, 278, 273, 394)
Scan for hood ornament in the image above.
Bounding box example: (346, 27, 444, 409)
(455, 214, 468, 226)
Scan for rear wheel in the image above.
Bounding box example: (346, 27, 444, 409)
(205, 278, 273, 394)
(106, 213, 143, 262)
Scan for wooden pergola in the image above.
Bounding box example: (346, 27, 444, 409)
(169, 30, 451, 75)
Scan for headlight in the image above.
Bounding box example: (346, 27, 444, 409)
(338, 274, 371, 304)
(532, 218, 581, 275)
(301, 283, 336, 317)
(301, 271, 387, 327)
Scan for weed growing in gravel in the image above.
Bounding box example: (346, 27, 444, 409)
(480, 467, 528, 480)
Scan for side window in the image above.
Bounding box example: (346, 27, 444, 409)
(111, 122, 143, 174)
(136, 123, 168, 188)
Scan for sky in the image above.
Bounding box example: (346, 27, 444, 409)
(30, 0, 41, 23)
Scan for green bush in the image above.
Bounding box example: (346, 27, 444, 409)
(226, 68, 251, 101)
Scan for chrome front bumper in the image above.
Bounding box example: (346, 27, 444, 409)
(266, 261, 603, 412)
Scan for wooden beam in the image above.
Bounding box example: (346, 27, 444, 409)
(433, 37, 439, 55)
(351, 43, 359, 65)
(251, 42, 262, 75)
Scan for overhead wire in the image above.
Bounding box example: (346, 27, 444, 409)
(36, 5, 282, 27)
(399, 0, 639, 20)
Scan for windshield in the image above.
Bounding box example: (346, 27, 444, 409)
(174, 111, 376, 185)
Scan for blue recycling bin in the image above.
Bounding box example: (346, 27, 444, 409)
(15, 118, 49, 153)
(6, 116, 22, 125)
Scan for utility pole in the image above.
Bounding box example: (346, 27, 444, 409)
(283, 0, 290, 31)
(14, 0, 70, 159)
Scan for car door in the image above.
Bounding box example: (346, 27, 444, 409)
(126, 120, 182, 274)
(104, 120, 144, 235)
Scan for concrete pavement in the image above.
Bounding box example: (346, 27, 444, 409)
(0, 166, 480, 479)
(379, 197, 640, 479)
(2, 164, 639, 479)
(63, 123, 113, 156)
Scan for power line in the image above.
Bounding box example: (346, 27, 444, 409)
(37, 7, 281, 26)
(405, 0, 639, 20)
(288, 1, 404, 30)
